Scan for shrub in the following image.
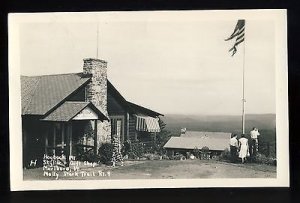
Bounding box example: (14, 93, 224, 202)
(123, 140, 132, 156)
(143, 153, 162, 160)
(76, 148, 100, 163)
(193, 147, 200, 159)
(255, 153, 277, 166)
(162, 154, 169, 160)
(170, 153, 186, 160)
(219, 148, 231, 161)
(127, 151, 138, 159)
(98, 143, 113, 165)
(131, 142, 145, 158)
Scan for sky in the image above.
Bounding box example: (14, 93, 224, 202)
(18, 11, 276, 115)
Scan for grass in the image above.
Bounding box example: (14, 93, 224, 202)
(23, 159, 276, 181)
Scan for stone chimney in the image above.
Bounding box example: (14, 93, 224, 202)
(83, 58, 111, 148)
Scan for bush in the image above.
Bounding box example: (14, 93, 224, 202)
(162, 154, 169, 160)
(143, 153, 162, 160)
(131, 142, 145, 158)
(219, 148, 231, 161)
(76, 148, 100, 163)
(123, 140, 132, 156)
(98, 143, 113, 165)
(170, 153, 186, 160)
(127, 151, 138, 159)
(193, 147, 200, 159)
(255, 153, 277, 166)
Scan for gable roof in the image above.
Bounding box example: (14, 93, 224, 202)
(42, 101, 108, 122)
(107, 81, 163, 117)
(127, 101, 163, 117)
(21, 73, 91, 115)
(163, 136, 229, 151)
(21, 72, 163, 118)
(107, 80, 132, 112)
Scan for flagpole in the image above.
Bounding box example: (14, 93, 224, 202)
(96, 23, 99, 59)
(242, 23, 246, 134)
(225, 19, 246, 134)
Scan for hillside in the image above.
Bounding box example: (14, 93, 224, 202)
(161, 114, 276, 135)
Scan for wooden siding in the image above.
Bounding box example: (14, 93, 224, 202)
(128, 114, 137, 141)
(107, 91, 126, 115)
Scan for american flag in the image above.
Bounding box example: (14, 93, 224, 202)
(225, 20, 245, 56)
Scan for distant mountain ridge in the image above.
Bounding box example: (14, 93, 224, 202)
(161, 114, 276, 135)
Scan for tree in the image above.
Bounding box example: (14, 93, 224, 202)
(156, 118, 172, 151)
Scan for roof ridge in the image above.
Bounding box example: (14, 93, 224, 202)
(21, 72, 82, 77)
(65, 101, 89, 103)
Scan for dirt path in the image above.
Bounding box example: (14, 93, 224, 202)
(23, 160, 276, 180)
(111, 160, 276, 179)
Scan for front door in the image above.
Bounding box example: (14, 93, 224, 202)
(111, 116, 125, 144)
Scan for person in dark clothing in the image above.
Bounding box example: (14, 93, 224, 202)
(229, 134, 239, 162)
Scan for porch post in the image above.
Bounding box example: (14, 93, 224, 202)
(94, 120, 98, 154)
(65, 122, 72, 166)
(68, 122, 73, 157)
(61, 123, 65, 155)
(45, 124, 49, 155)
(53, 124, 56, 155)
(126, 113, 130, 141)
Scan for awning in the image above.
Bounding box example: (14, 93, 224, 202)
(136, 115, 161, 133)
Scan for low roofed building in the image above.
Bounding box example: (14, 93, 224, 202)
(164, 130, 231, 158)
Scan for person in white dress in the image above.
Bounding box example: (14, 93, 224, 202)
(238, 134, 249, 164)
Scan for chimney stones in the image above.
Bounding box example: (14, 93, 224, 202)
(83, 58, 111, 149)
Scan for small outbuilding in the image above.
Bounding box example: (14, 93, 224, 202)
(163, 131, 231, 158)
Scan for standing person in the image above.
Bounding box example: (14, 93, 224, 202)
(111, 134, 124, 167)
(229, 134, 239, 163)
(238, 134, 249, 164)
(250, 127, 260, 155)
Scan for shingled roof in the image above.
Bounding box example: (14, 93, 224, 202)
(127, 101, 163, 117)
(21, 72, 163, 118)
(107, 81, 163, 117)
(21, 73, 91, 115)
(163, 136, 229, 151)
(42, 101, 108, 122)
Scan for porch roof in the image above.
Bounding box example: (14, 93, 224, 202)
(42, 101, 108, 122)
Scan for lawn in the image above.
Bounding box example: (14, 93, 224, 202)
(23, 159, 276, 181)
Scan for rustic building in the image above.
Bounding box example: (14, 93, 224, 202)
(21, 58, 163, 167)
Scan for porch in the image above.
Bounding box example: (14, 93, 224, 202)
(42, 101, 108, 163)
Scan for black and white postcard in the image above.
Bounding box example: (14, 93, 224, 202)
(8, 10, 289, 190)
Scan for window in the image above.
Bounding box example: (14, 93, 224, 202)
(116, 120, 122, 136)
